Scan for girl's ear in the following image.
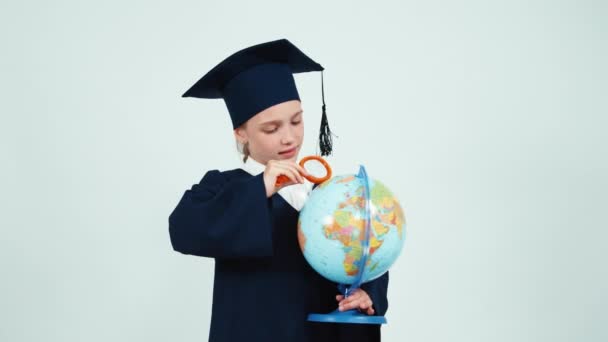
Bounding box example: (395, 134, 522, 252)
(234, 126, 248, 144)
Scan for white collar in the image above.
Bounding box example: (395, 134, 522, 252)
(241, 156, 266, 176)
(240, 156, 313, 212)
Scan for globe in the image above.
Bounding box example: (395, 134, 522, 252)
(297, 165, 406, 324)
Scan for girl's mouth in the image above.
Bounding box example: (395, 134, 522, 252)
(279, 146, 298, 157)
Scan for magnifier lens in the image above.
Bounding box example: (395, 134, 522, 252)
(302, 159, 328, 179)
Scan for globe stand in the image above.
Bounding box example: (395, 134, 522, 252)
(308, 308, 387, 324)
(306, 165, 388, 325)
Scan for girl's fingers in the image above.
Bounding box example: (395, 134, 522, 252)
(265, 160, 306, 195)
(339, 300, 358, 311)
(295, 163, 310, 177)
(337, 290, 373, 312)
(359, 299, 373, 310)
(338, 296, 362, 311)
(287, 166, 305, 184)
(277, 161, 307, 183)
(340, 299, 374, 312)
(284, 163, 305, 183)
(339, 290, 362, 305)
(274, 165, 300, 185)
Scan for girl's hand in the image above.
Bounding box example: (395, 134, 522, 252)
(263, 160, 310, 197)
(336, 288, 375, 315)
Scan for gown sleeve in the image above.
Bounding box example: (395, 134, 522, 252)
(168, 170, 274, 259)
(360, 270, 389, 317)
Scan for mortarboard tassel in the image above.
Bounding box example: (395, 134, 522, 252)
(318, 71, 334, 156)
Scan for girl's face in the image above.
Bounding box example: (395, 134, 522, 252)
(234, 100, 304, 165)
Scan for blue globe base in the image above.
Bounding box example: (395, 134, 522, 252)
(308, 309, 387, 325)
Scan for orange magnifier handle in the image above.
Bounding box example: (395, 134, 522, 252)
(275, 155, 332, 187)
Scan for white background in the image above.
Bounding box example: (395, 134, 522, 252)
(2, 1, 607, 341)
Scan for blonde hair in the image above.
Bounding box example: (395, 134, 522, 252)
(235, 122, 250, 163)
(237, 141, 250, 163)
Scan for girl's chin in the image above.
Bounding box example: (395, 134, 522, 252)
(278, 154, 298, 161)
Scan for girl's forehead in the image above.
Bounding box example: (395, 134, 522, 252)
(251, 101, 303, 124)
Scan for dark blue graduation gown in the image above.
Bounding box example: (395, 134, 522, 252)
(168, 168, 389, 342)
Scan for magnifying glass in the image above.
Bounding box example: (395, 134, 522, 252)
(275, 155, 332, 187)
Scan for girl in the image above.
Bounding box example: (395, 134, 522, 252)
(169, 39, 389, 342)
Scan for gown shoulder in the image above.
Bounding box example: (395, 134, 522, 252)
(168, 168, 274, 259)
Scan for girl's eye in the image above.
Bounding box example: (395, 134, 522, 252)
(291, 120, 302, 125)
(263, 127, 278, 134)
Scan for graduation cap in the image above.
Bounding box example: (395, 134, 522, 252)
(182, 38, 334, 156)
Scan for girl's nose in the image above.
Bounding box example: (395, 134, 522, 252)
(281, 134, 295, 145)
(280, 129, 296, 145)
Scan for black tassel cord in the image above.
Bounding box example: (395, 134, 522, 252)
(318, 71, 335, 156)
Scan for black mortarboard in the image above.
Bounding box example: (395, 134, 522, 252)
(182, 38, 334, 156)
